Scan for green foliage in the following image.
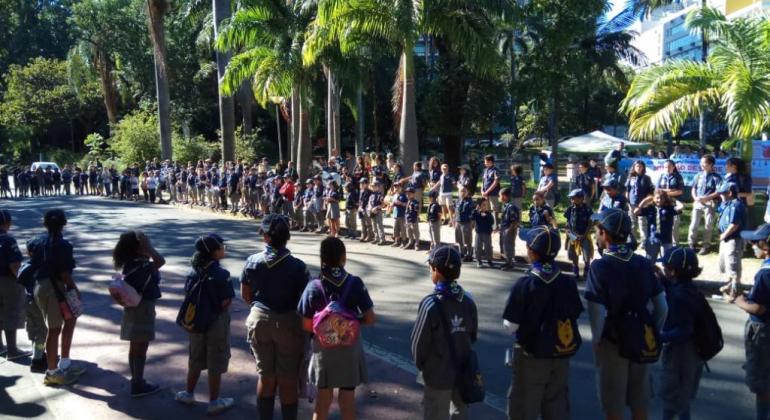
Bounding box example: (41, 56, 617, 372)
(235, 127, 276, 164)
(43, 148, 86, 167)
(110, 111, 161, 165)
(173, 134, 217, 164)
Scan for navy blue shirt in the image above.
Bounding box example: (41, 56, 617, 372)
(564, 204, 593, 235)
(718, 198, 747, 240)
(427, 202, 441, 222)
(0, 229, 22, 277)
(502, 268, 583, 355)
(529, 205, 554, 227)
(573, 173, 594, 199)
(748, 261, 770, 323)
(599, 192, 628, 212)
(483, 167, 500, 196)
(186, 261, 234, 315)
(409, 171, 428, 191)
(603, 171, 626, 195)
(29, 234, 76, 281)
(455, 198, 474, 223)
(510, 175, 525, 198)
(393, 193, 408, 218)
(500, 203, 521, 230)
(345, 191, 359, 210)
(406, 198, 420, 223)
(625, 174, 654, 206)
(661, 281, 700, 343)
(657, 172, 684, 192)
(656, 205, 677, 245)
(368, 191, 384, 214)
(439, 174, 455, 195)
(297, 271, 373, 319)
(240, 248, 310, 313)
(726, 172, 753, 204)
(694, 171, 722, 198)
(359, 189, 371, 214)
(472, 210, 494, 234)
(122, 258, 162, 300)
(538, 173, 558, 200)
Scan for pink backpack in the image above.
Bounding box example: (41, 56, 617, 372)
(311, 278, 360, 349)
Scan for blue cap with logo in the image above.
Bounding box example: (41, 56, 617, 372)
(601, 178, 619, 189)
(518, 225, 561, 260)
(741, 223, 770, 242)
(427, 244, 462, 271)
(591, 208, 632, 236)
(568, 188, 584, 198)
(657, 246, 698, 271)
(716, 181, 739, 195)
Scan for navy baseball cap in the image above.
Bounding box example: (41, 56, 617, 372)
(500, 187, 512, 196)
(716, 181, 738, 195)
(591, 208, 632, 236)
(260, 214, 289, 235)
(195, 233, 225, 254)
(741, 223, 770, 242)
(568, 189, 584, 198)
(518, 226, 560, 260)
(601, 178, 619, 189)
(427, 245, 462, 271)
(657, 246, 698, 271)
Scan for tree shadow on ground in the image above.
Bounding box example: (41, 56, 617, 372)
(0, 375, 46, 418)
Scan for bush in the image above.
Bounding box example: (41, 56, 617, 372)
(40, 148, 86, 167)
(110, 111, 161, 166)
(235, 127, 277, 165)
(173, 134, 217, 165)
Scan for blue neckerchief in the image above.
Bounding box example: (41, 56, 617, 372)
(605, 243, 634, 261)
(434, 280, 464, 300)
(321, 266, 348, 287)
(262, 246, 290, 268)
(530, 261, 560, 284)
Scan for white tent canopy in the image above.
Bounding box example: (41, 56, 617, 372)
(557, 130, 650, 154)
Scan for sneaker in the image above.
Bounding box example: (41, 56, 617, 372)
(175, 390, 196, 405)
(131, 380, 161, 398)
(62, 364, 88, 377)
(698, 247, 710, 256)
(6, 348, 31, 360)
(44, 369, 79, 386)
(207, 397, 235, 416)
(30, 357, 47, 373)
(476, 262, 483, 268)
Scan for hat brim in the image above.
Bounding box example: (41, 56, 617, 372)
(741, 230, 767, 241)
(517, 228, 533, 242)
(589, 213, 603, 222)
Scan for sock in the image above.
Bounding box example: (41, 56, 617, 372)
(257, 396, 275, 420)
(758, 398, 770, 420)
(33, 344, 44, 360)
(132, 356, 146, 386)
(58, 357, 71, 370)
(280, 403, 298, 420)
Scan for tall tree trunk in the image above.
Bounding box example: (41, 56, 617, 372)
(239, 83, 253, 135)
(291, 87, 300, 164)
(276, 104, 283, 162)
(95, 49, 118, 128)
(549, 93, 559, 165)
(214, 0, 235, 162)
(698, 0, 709, 149)
(297, 89, 312, 182)
(399, 47, 419, 166)
(355, 84, 365, 156)
(433, 37, 470, 173)
(147, 0, 172, 160)
(325, 67, 342, 159)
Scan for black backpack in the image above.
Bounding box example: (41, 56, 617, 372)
(610, 261, 661, 364)
(692, 293, 723, 361)
(176, 268, 218, 333)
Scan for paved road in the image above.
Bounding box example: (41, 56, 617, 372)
(0, 195, 758, 419)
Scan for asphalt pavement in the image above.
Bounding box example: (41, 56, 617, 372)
(0, 194, 759, 419)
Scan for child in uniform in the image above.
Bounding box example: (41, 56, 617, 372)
(368, 180, 386, 245)
(427, 191, 442, 250)
(635, 189, 684, 262)
(174, 234, 235, 415)
(509, 165, 526, 211)
(599, 178, 628, 213)
(0, 210, 29, 360)
(313, 177, 326, 233)
(405, 187, 421, 250)
(391, 183, 408, 247)
(410, 245, 478, 420)
(564, 189, 594, 280)
(499, 188, 521, 272)
(472, 198, 495, 268)
(345, 183, 359, 239)
(23, 239, 48, 372)
(454, 187, 475, 262)
(301, 179, 316, 232)
(325, 181, 342, 238)
(292, 179, 305, 230)
(716, 182, 748, 297)
(502, 225, 583, 420)
(358, 179, 373, 242)
(733, 223, 770, 420)
(529, 191, 557, 229)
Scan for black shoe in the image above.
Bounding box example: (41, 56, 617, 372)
(131, 380, 161, 398)
(30, 356, 47, 373)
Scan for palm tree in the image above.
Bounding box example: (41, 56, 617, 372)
(621, 7, 770, 160)
(147, 0, 173, 160)
(213, 0, 236, 162)
(216, 0, 316, 180)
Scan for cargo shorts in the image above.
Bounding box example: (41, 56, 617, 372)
(245, 307, 305, 377)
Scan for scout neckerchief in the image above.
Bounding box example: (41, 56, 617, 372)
(321, 266, 349, 287)
(761, 259, 770, 271)
(604, 243, 634, 262)
(434, 280, 464, 301)
(530, 261, 560, 284)
(262, 246, 290, 268)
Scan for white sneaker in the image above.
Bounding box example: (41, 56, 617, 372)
(175, 391, 196, 405)
(207, 397, 234, 415)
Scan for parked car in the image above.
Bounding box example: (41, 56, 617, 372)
(31, 162, 60, 172)
(463, 138, 479, 148)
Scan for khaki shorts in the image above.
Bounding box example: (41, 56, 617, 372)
(438, 193, 453, 207)
(25, 295, 48, 343)
(719, 238, 744, 280)
(189, 312, 231, 375)
(246, 307, 305, 377)
(508, 347, 570, 420)
(34, 280, 64, 330)
(594, 340, 650, 415)
(0, 277, 25, 331)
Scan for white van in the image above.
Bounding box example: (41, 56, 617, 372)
(30, 162, 60, 172)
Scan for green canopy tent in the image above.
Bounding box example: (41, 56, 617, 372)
(557, 130, 650, 154)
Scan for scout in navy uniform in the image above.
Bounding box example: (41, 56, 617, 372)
(29, 210, 87, 385)
(454, 187, 475, 262)
(241, 215, 310, 420)
(481, 154, 502, 228)
(584, 208, 668, 420)
(716, 182, 748, 297)
(499, 187, 521, 272)
(602, 160, 626, 196)
(564, 189, 594, 280)
(536, 162, 559, 209)
(573, 161, 596, 203)
(656, 160, 684, 239)
(726, 157, 753, 205)
(472, 198, 495, 268)
(358, 178, 373, 242)
(324, 180, 342, 238)
(635, 189, 684, 262)
(0, 210, 29, 360)
(625, 160, 654, 242)
(313, 176, 326, 233)
(688, 155, 722, 255)
(174, 234, 235, 415)
(509, 164, 527, 212)
(433, 163, 456, 225)
(23, 239, 48, 372)
(528, 191, 557, 229)
(405, 187, 421, 250)
(297, 237, 376, 419)
(391, 183, 408, 247)
(368, 180, 387, 245)
(733, 224, 770, 420)
(599, 178, 628, 213)
(502, 226, 583, 420)
(411, 245, 478, 420)
(427, 191, 442, 250)
(112, 230, 166, 397)
(657, 247, 706, 420)
(300, 179, 315, 232)
(344, 183, 359, 239)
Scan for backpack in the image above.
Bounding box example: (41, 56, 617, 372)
(610, 265, 661, 364)
(312, 277, 360, 349)
(108, 265, 153, 308)
(692, 293, 723, 361)
(176, 268, 217, 333)
(529, 280, 582, 359)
